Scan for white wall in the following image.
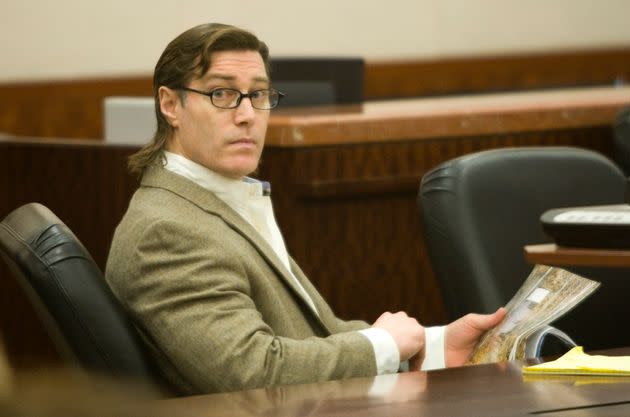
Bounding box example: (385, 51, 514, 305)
(2, 0, 629, 82)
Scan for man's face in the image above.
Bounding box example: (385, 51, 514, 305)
(162, 50, 270, 179)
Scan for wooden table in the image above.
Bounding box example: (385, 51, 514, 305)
(157, 347, 630, 417)
(525, 244, 630, 267)
(3, 348, 629, 416)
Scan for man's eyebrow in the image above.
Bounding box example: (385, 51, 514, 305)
(202, 73, 270, 84)
(203, 74, 235, 82)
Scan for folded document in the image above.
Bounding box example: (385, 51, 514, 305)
(523, 346, 630, 376)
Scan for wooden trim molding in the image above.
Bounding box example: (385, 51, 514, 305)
(364, 47, 630, 99)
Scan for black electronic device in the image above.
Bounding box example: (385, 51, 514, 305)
(540, 204, 630, 249)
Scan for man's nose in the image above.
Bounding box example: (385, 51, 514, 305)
(234, 96, 256, 123)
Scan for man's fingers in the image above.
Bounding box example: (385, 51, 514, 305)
(464, 307, 507, 331)
(373, 311, 425, 361)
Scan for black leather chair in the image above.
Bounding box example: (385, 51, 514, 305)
(0, 203, 165, 389)
(419, 147, 630, 350)
(613, 105, 630, 175)
(269, 57, 364, 107)
(0, 337, 10, 394)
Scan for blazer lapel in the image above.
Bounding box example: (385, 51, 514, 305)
(141, 165, 329, 330)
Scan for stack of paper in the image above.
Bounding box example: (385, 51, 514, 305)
(523, 346, 630, 376)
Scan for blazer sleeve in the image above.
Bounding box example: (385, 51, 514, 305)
(108, 217, 377, 393)
(334, 318, 372, 333)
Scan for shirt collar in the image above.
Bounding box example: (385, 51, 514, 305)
(163, 151, 268, 198)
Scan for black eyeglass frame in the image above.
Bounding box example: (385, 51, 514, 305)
(179, 87, 285, 110)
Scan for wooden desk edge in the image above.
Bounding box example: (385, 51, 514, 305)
(266, 86, 630, 147)
(524, 243, 630, 267)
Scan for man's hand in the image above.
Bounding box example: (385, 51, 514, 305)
(372, 312, 425, 362)
(445, 307, 507, 367)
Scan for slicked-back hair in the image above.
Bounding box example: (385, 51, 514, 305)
(128, 23, 270, 176)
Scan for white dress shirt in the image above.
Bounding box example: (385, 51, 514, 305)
(163, 151, 445, 373)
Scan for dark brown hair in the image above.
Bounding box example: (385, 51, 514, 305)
(127, 23, 270, 176)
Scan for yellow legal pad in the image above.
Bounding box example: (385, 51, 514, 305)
(522, 346, 630, 376)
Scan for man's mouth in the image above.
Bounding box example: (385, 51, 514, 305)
(228, 138, 257, 147)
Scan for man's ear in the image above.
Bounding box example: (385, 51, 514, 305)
(158, 86, 181, 127)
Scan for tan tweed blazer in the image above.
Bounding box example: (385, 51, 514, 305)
(105, 165, 376, 394)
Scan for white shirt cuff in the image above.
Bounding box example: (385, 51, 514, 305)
(358, 328, 400, 375)
(421, 326, 446, 371)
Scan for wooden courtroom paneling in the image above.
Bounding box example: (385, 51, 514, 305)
(0, 48, 629, 139)
(365, 47, 630, 99)
(0, 77, 153, 139)
(267, 87, 630, 146)
(1, 87, 625, 368)
(261, 128, 615, 326)
(0, 139, 140, 368)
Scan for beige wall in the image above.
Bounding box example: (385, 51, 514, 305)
(3, 0, 630, 82)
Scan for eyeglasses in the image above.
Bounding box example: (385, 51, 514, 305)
(179, 87, 285, 110)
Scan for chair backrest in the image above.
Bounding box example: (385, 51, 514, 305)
(269, 57, 364, 107)
(0, 336, 11, 397)
(0, 203, 162, 385)
(419, 147, 630, 349)
(613, 105, 630, 175)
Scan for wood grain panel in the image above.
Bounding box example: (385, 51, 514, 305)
(0, 140, 139, 368)
(365, 47, 630, 99)
(0, 48, 629, 140)
(0, 77, 152, 139)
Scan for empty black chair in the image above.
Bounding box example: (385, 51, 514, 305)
(613, 105, 630, 175)
(419, 147, 630, 350)
(0, 203, 165, 389)
(270, 57, 364, 107)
